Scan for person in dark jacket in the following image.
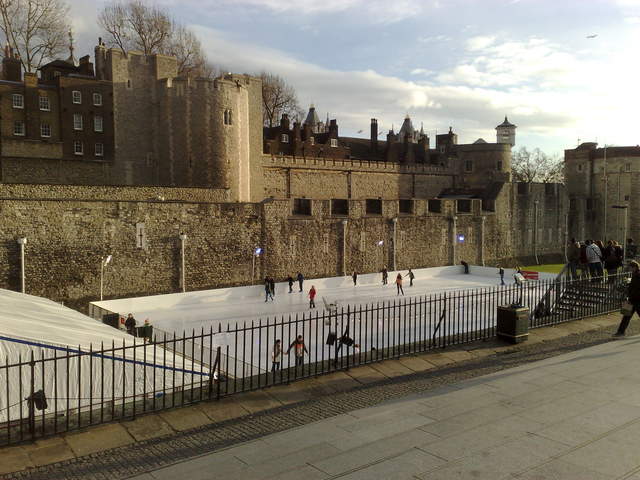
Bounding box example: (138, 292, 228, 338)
(297, 272, 304, 292)
(125, 313, 136, 335)
(381, 266, 388, 285)
(287, 275, 294, 293)
(614, 261, 640, 336)
(264, 277, 273, 302)
(405, 268, 415, 286)
(604, 240, 622, 281)
(268, 276, 276, 296)
(352, 271, 358, 286)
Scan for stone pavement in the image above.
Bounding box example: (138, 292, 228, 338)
(0, 312, 629, 478)
(130, 323, 640, 479)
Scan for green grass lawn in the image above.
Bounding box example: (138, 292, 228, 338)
(520, 264, 565, 274)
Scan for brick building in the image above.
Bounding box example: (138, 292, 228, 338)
(0, 46, 113, 184)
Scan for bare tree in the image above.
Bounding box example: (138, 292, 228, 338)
(512, 146, 564, 184)
(98, 0, 212, 77)
(260, 72, 303, 127)
(0, 0, 71, 72)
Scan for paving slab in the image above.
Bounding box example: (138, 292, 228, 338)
(368, 359, 414, 377)
(158, 406, 211, 431)
(24, 437, 75, 467)
(234, 390, 283, 413)
(0, 446, 33, 475)
(64, 423, 134, 457)
(313, 371, 361, 391)
(345, 364, 388, 383)
(398, 355, 437, 372)
(124, 414, 174, 441)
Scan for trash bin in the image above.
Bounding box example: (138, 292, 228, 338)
(496, 306, 529, 344)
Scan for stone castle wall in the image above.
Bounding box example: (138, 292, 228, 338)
(0, 183, 564, 312)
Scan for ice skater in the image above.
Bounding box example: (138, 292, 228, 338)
(309, 285, 316, 308)
(286, 335, 308, 367)
(381, 266, 388, 285)
(287, 275, 294, 293)
(271, 339, 282, 371)
(264, 277, 274, 302)
(297, 272, 304, 292)
(269, 276, 276, 297)
(498, 266, 505, 286)
(352, 271, 358, 286)
(396, 273, 404, 296)
(405, 268, 415, 286)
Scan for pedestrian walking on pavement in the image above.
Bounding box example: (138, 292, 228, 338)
(396, 273, 404, 296)
(297, 272, 304, 292)
(614, 260, 640, 337)
(405, 268, 415, 286)
(309, 285, 316, 308)
(352, 271, 358, 286)
(286, 335, 308, 367)
(271, 339, 282, 371)
(264, 277, 274, 302)
(287, 275, 294, 293)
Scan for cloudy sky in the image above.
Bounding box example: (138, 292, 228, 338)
(69, 0, 640, 154)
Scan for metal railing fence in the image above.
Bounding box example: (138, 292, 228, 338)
(0, 270, 629, 446)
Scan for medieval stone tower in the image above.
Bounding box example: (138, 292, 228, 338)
(94, 43, 263, 201)
(496, 116, 516, 147)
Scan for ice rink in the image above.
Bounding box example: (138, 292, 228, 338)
(92, 266, 551, 334)
(91, 266, 555, 378)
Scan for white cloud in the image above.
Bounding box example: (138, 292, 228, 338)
(466, 35, 496, 51)
(410, 68, 433, 75)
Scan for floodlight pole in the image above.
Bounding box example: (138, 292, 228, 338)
(99, 255, 111, 301)
(612, 206, 628, 264)
(17, 237, 26, 293)
(341, 220, 348, 276)
(391, 217, 398, 271)
(179, 233, 187, 293)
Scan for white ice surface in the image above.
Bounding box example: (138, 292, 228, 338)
(92, 266, 553, 334)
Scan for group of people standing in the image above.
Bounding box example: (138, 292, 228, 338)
(265, 272, 317, 308)
(378, 267, 415, 296)
(567, 238, 633, 281)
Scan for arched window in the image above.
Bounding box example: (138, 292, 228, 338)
(228, 109, 233, 125)
(223, 110, 229, 125)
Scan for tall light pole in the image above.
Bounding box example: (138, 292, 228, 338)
(179, 233, 187, 293)
(612, 205, 628, 264)
(341, 220, 348, 276)
(252, 246, 262, 282)
(533, 200, 539, 265)
(391, 217, 398, 271)
(100, 254, 112, 301)
(17, 237, 26, 293)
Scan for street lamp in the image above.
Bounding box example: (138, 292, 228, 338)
(17, 237, 26, 293)
(252, 246, 263, 282)
(179, 233, 187, 292)
(612, 205, 628, 264)
(100, 254, 112, 301)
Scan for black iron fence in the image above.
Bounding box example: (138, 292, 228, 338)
(0, 270, 629, 446)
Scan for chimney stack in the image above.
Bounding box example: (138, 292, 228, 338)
(370, 118, 378, 152)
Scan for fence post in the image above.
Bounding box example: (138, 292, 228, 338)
(28, 352, 35, 441)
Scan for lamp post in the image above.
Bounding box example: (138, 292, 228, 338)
(391, 217, 398, 271)
(612, 205, 628, 264)
(179, 233, 187, 293)
(341, 220, 348, 276)
(252, 246, 263, 282)
(533, 200, 539, 265)
(376, 240, 384, 271)
(100, 254, 112, 301)
(17, 237, 26, 293)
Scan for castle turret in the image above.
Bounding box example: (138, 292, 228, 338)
(496, 116, 516, 147)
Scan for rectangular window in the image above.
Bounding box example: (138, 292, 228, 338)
(309, 136, 314, 145)
(95, 143, 104, 157)
(569, 198, 577, 211)
(496, 160, 503, 170)
(94, 115, 103, 132)
(73, 113, 83, 130)
(12, 94, 24, 109)
(456, 199, 472, 213)
(330, 138, 338, 147)
(625, 195, 630, 201)
(517, 183, 529, 195)
(365, 199, 382, 215)
(40, 123, 51, 138)
(626, 163, 631, 172)
(577, 164, 583, 172)
(39, 96, 50, 111)
(93, 93, 102, 106)
(482, 199, 495, 211)
(399, 199, 413, 214)
(281, 134, 289, 143)
(330, 199, 349, 216)
(586, 198, 593, 210)
(72, 90, 81, 104)
(292, 198, 312, 216)
(13, 121, 25, 136)
(464, 160, 473, 172)
(73, 140, 83, 155)
(428, 199, 442, 213)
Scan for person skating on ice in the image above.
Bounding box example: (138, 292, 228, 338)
(396, 273, 404, 295)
